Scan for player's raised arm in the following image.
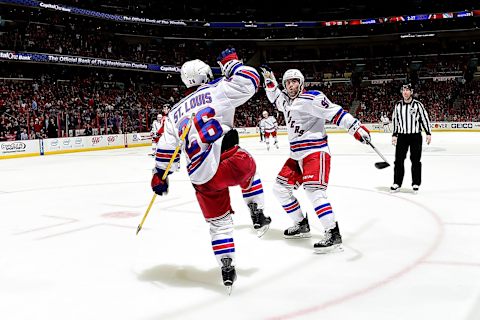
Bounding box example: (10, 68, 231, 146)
(307, 91, 371, 144)
(216, 48, 261, 106)
(260, 66, 283, 110)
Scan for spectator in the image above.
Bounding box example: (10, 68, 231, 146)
(20, 128, 29, 140)
(47, 118, 58, 138)
(84, 123, 93, 136)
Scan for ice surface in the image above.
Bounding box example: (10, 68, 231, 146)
(1, 132, 479, 320)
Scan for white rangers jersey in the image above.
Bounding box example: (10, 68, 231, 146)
(151, 120, 162, 134)
(155, 63, 260, 184)
(266, 88, 359, 160)
(260, 116, 278, 133)
(381, 115, 390, 124)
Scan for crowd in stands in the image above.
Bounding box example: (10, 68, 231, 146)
(0, 77, 181, 141)
(2, 1, 480, 143)
(2, 72, 480, 142)
(355, 79, 480, 123)
(0, 16, 257, 67)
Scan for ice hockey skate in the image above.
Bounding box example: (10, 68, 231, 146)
(390, 183, 400, 193)
(314, 222, 343, 253)
(412, 185, 419, 194)
(221, 257, 236, 295)
(248, 203, 271, 237)
(284, 216, 311, 239)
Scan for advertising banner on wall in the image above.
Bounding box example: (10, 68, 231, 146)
(0, 140, 39, 157)
(42, 134, 124, 154)
(0, 51, 180, 73)
(126, 133, 151, 146)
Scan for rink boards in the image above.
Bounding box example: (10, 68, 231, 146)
(1, 122, 479, 159)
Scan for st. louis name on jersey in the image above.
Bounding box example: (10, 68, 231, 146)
(155, 64, 260, 184)
(266, 89, 359, 160)
(260, 116, 278, 133)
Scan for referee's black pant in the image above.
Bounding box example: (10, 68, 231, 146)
(394, 133, 423, 186)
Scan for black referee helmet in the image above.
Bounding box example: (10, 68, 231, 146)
(400, 83, 413, 93)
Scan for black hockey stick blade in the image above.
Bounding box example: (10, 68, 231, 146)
(375, 161, 390, 169)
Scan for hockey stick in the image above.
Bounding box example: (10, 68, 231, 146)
(136, 113, 195, 235)
(366, 141, 390, 169)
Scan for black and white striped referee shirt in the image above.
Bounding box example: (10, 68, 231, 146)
(392, 99, 431, 136)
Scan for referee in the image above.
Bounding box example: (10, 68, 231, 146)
(391, 84, 431, 193)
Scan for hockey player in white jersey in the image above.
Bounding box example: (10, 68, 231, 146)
(149, 114, 163, 156)
(380, 113, 390, 133)
(260, 66, 371, 253)
(149, 104, 170, 156)
(260, 110, 279, 150)
(151, 49, 271, 292)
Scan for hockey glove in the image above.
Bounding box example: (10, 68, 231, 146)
(217, 48, 241, 78)
(349, 121, 371, 144)
(259, 65, 278, 92)
(151, 169, 169, 196)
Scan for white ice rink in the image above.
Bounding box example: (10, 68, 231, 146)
(1, 132, 480, 320)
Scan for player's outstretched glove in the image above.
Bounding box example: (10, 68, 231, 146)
(259, 65, 278, 92)
(349, 121, 371, 144)
(217, 48, 241, 78)
(151, 169, 169, 196)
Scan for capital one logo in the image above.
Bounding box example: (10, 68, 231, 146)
(92, 136, 102, 145)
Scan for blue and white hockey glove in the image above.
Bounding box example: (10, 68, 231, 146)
(151, 169, 169, 196)
(217, 48, 242, 78)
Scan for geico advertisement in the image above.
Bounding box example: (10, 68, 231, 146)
(430, 122, 479, 130)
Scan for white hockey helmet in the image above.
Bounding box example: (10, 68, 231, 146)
(282, 69, 305, 97)
(180, 59, 214, 88)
